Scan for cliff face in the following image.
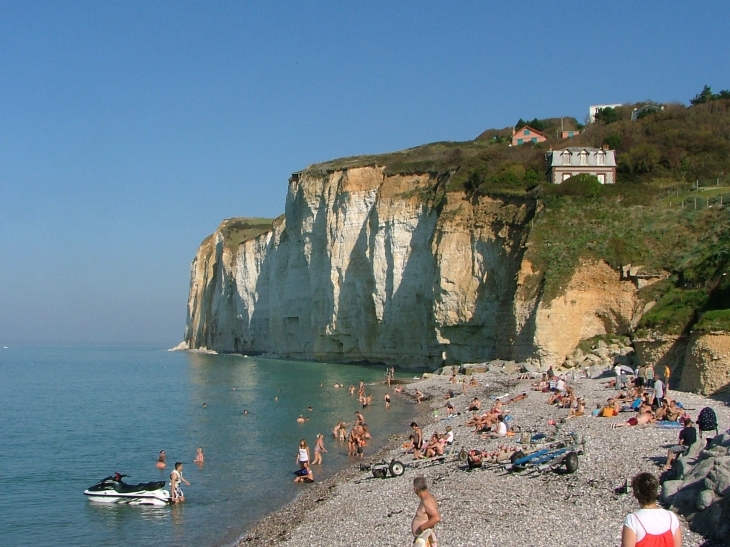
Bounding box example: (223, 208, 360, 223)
(185, 166, 648, 368)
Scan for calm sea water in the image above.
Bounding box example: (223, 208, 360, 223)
(0, 346, 415, 547)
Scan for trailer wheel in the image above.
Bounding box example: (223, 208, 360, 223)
(563, 452, 579, 474)
(389, 460, 405, 477)
(510, 450, 526, 464)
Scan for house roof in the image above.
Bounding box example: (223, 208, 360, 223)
(547, 147, 617, 167)
(512, 125, 546, 138)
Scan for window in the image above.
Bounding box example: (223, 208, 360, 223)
(517, 138, 523, 145)
(531, 138, 537, 143)
(563, 151, 571, 165)
(562, 173, 571, 181)
(597, 174, 605, 184)
(580, 150, 588, 165)
(524, 129, 530, 136)
(597, 152, 605, 165)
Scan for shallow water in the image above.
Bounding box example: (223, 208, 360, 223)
(0, 346, 414, 547)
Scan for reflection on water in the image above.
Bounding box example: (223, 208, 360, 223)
(0, 346, 415, 547)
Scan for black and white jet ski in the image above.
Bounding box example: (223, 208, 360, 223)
(84, 473, 171, 506)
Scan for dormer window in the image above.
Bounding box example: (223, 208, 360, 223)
(579, 150, 588, 165)
(597, 151, 605, 165)
(562, 151, 571, 165)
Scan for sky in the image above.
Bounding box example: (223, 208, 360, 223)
(1, 1, 728, 346)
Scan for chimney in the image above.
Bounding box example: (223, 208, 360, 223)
(602, 144, 609, 151)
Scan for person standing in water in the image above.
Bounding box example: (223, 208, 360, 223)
(311, 433, 327, 464)
(296, 439, 310, 468)
(193, 447, 204, 464)
(156, 450, 166, 469)
(412, 476, 440, 546)
(170, 462, 190, 503)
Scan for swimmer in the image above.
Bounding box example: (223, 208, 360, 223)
(243, 409, 248, 415)
(156, 450, 166, 469)
(296, 415, 309, 423)
(202, 403, 207, 408)
(194, 447, 204, 464)
(307, 406, 313, 411)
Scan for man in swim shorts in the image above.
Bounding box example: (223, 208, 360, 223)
(412, 476, 440, 546)
(170, 462, 190, 503)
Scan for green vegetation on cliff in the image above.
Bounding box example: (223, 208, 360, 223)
(303, 91, 730, 334)
(218, 217, 275, 251)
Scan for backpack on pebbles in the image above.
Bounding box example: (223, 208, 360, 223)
(697, 406, 719, 438)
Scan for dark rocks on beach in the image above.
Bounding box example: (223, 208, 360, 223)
(664, 432, 730, 544)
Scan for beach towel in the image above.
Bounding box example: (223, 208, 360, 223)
(655, 421, 683, 429)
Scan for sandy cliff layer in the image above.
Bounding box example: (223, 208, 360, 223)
(185, 166, 646, 367)
(679, 332, 730, 395)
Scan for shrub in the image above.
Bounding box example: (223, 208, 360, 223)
(694, 309, 730, 332)
(638, 289, 708, 334)
(551, 174, 603, 198)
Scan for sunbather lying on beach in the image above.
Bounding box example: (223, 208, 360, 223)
(611, 412, 656, 428)
(611, 404, 656, 428)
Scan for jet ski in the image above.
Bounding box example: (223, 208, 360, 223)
(84, 473, 171, 506)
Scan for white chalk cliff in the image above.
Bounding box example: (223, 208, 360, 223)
(185, 166, 642, 368)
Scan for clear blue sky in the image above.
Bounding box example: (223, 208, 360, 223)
(1, 1, 728, 346)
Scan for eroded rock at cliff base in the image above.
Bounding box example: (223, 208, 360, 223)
(515, 259, 642, 367)
(679, 332, 730, 395)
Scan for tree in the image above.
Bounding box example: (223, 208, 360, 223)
(603, 134, 622, 150)
(594, 107, 620, 124)
(515, 117, 545, 131)
(690, 85, 730, 106)
(690, 85, 714, 106)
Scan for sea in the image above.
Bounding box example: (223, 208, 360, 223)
(0, 345, 417, 547)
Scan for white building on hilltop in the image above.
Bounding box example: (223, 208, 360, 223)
(588, 104, 622, 123)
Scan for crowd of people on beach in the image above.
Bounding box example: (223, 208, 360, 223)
(392, 358, 727, 546)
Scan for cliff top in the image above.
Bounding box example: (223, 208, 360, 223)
(305, 98, 730, 199)
(216, 217, 275, 251)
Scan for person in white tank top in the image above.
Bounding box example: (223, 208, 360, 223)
(296, 439, 310, 467)
(621, 472, 681, 547)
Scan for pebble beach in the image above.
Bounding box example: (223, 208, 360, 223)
(240, 370, 729, 547)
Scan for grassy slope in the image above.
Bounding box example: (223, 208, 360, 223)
(218, 217, 275, 251)
(300, 99, 730, 335)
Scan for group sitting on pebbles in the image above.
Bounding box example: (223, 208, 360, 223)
(258, 363, 728, 547)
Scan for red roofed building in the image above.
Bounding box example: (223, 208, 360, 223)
(511, 125, 547, 146)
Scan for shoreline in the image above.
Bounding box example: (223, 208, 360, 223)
(238, 390, 431, 546)
(236, 370, 728, 547)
